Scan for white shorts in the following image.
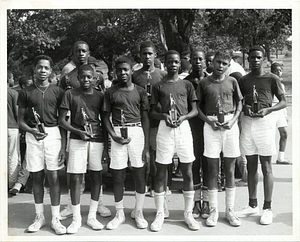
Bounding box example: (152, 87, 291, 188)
(110, 126, 145, 170)
(156, 120, 195, 165)
(67, 139, 103, 173)
(26, 126, 64, 172)
(240, 113, 276, 156)
(271, 109, 288, 128)
(203, 114, 240, 159)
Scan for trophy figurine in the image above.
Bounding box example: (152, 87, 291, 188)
(120, 109, 128, 139)
(169, 94, 178, 125)
(32, 107, 46, 133)
(81, 107, 94, 138)
(145, 82, 152, 97)
(252, 85, 260, 114)
(216, 95, 224, 124)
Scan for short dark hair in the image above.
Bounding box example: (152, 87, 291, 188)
(78, 64, 94, 75)
(214, 51, 231, 61)
(249, 45, 265, 56)
(74, 41, 89, 51)
(190, 49, 205, 59)
(165, 50, 180, 62)
(181, 59, 191, 72)
(34, 55, 53, 68)
(271, 62, 283, 72)
(140, 41, 156, 52)
(181, 50, 190, 56)
(19, 76, 30, 87)
(115, 56, 133, 68)
(205, 52, 215, 59)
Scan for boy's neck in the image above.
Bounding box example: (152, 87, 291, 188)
(211, 73, 225, 82)
(81, 87, 93, 94)
(192, 69, 204, 78)
(120, 80, 134, 89)
(165, 73, 179, 82)
(35, 79, 49, 87)
(251, 67, 263, 76)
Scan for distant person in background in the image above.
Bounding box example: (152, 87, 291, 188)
(181, 50, 191, 62)
(270, 62, 290, 165)
(154, 58, 164, 70)
(61, 58, 76, 79)
(205, 52, 215, 75)
(178, 59, 191, 79)
(131, 44, 143, 71)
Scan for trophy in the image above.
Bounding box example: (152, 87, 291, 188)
(145, 82, 152, 97)
(32, 107, 46, 133)
(252, 85, 260, 114)
(81, 107, 94, 138)
(169, 94, 178, 125)
(120, 109, 128, 139)
(216, 95, 224, 124)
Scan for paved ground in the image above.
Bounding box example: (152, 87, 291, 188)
(4, 102, 299, 241)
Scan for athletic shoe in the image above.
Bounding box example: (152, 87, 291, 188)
(106, 210, 125, 230)
(236, 205, 259, 218)
(206, 207, 218, 227)
(276, 159, 291, 165)
(150, 211, 164, 232)
(87, 217, 104, 230)
(226, 208, 241, 227)
(67, 218, 82, 234)
(130, 208, 136, 219)
(97, 204, 111, 217)
(200, 201, 210, 219)
(192, 201, 201, 219)
(51, 217, 67, 235)
(27, 213, 46, 232)
(184, 211, 200, 230)
(164, 198, 170, 218)
(149, 189, 155, 197)
(135, 210, 148, 229)
(235, 180, 248, 187)
(9, 183, 22, 195)
(59, 205, 73, 220)
(260, 209, 273, 225)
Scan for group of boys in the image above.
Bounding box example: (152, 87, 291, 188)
(14, 39, 286, 235)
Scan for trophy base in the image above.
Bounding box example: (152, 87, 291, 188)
(217, 113, 225, 124)
(120, 127, 128, 139)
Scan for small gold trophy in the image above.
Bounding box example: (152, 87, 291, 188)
(81, 107, 94, 138)
(145, 82, 152, 97)
(32, 107, 45, 133)
(120, 109, 128, 139)
(217, 95, 224, 124)
(169, 94, 178, 125)
(252, 85, 260, 114)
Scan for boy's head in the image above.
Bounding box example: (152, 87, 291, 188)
(190, 50, 205, 72)
(164, 50, 181, 75)
(115, 56, 133, 83)
(7, 70, 14, 87)
(271, 62, 283, 78)
(154, 58, 162, 69)
(77, 64, 95, 90)
(180, 59, 191, 73)
(248, 45, 265, 57)
(19, 76, 33, 89)
(130, 44, 141, 63)
(34, 55, 53, 82)
(181, 50, 191, 62)
(140, 41, 156, 68)
(248, 45, 265, 70)
(205, 52, 215, 73)
(73, 41, 90, 65)
(212, 51, 231, 76)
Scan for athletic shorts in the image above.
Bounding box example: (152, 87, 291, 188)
(156, 120, 195, 165)
(203, 114, 240, 159)
(240, 113, 276, 156)
(110, 126, 145, 170)
(271, 109, 288, 128)
(67, 139, 103, 173)
(26, 126, 64, 172)
(149, 127, 158, 150)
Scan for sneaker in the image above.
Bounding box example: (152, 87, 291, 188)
(276, 159, 291, 165)
(67, 218, 82, 234)
(164, 198, 170, 219)
(97, 204, 111, 217)
(206, 207, 218, 227)
(192, 201, 201, 219)
(9, 183, 22, 196)
(149, 189, 155, 197)
(226, 208, 241, 227)
(184, 211, 200, 230)
(130, 208, 136, 219)
(135, 210, 148, 229)
(87, 217, 104, 230)
(235, 180, 248, 187)
(150, 212, 164, 232)
(200, 201, 210, 219)
(260, 209, 273, 225)
(27, 213, 46, 232)
(51, 217, 67, 235)
(236, 205, 259, 218)
(59, 205, 73, 220)
(106, 210, 125, 230)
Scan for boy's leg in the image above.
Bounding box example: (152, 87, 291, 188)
(192, 156, 202, 218)
(97, 185, 111, 217)
(201, 156, 210, 219)
(277, 127, 290, 164)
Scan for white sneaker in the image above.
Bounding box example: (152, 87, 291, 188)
(184, 211, 200, 230)
(135, 210, 148, 229)
(236, 205, 259, 218)
(51, 217, 67, 235)
(150, 212, 164, 232)
(97, 204, 111, 217)
(59, 205, 73, 220)
(260, 209, 273, 225)
(87, 217, 104, 230)
(67, 218, 82, 234)
(206, 207, 219, 227)
(27, 213, 46, 232)
(226, 208, 241, 227)
(164, 197, 170, 219)
(130, 208, 136, 219)
(106, 210, 125, 230)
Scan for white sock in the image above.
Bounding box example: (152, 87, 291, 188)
(278, 151, 285, 161)
(202, 189, 209, 202)
(88, 199, 98, 219)
(115, 199, 124, 211)
(98, 186, 104, 206)
(208, 189, 218, 208)
(183, 190, 194, 212)
(51, 205, 60, 220)
(35, 203, 44, 215)
(72, 204, 81, 221)
(135, 192, 145, 211)
(67, 189, 72, 209)
(154, 192, 165, 213)
(225, 187, 235, 210)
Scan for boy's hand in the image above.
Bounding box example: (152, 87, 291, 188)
(58, 148, 66, 167)
(222, 119, 235, 130)
(176, 115, 186, 127)
(79, 130, 92, 141)
(102, 147, 110, 163)
(256, 108, 271, 117)
(142, 147, 150, 164)
(243, 104, 253, 117)
(208, 120, 222, 131)
(164, 114, 177, 128)
(32, 129, 48, 141)
(113, 136, 131, 145)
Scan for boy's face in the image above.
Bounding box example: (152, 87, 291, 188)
(34, 59, 52, 82)
(74, 44, 90, 65)
(165, 54, 181, 75)
(141, 47, 155, 67)
(116, 63, 132, 83)
(272, 66, 282, 78)
(78, 70, 94, 90)
(7, 74, 14, 87)
(249, 50, 264, 70)
(213, 56, 230, 76)
(191, 52, 205, 72)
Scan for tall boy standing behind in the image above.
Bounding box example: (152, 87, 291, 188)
(18, 55, 66, 234)
(196, 51, 243, 227)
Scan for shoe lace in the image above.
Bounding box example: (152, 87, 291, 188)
(209, 208, 216, 220)
(228, 209, 239, 220)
